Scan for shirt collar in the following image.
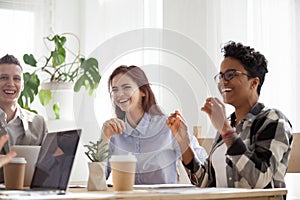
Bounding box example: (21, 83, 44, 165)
(13, 106, 21, 120)
(0, 108, 7, 120)
(229, 102, 265, 127)
(124, 112, 150, 137)
(0, 106, 22, 122)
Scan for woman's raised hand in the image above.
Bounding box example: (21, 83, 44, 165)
(102, 118, 126, 141)
(201, 97, 231, 134)
(166, 110, 190, 152)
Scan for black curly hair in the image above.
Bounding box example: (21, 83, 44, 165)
(221, 41, 268, 95)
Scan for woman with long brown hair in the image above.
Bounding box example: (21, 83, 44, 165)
(102, 65, 207, 184)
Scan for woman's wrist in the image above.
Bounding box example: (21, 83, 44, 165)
(221, 128, 236, 139)
(182, 146, 195, 165)
(100, 128, 111, 142)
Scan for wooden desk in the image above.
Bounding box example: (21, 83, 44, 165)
(67, 187, 287, 200)
(0, 187, 287, 199)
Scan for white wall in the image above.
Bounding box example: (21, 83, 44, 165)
(48, 0, 300, 146)
(52, 0, 146, 144)
(52, 0, 81, 36)
(73, 0, 220, 140)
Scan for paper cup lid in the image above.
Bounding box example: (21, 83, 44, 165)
(110, 153, 137, 162)
(10, 157, 27, 164)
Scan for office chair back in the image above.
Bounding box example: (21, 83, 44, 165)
(287, 132, 300, 173)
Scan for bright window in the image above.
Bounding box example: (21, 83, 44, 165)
(0, 8, 34, 63)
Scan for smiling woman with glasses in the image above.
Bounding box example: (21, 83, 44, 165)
(167, 41, 292, 198)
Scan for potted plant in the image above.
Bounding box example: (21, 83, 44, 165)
(84, 139, 110, 163)
(84, 139, 110, 191)
(18, 33, 101, 120)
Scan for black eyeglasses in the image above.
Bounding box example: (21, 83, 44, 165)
(214, 69, 250, 84)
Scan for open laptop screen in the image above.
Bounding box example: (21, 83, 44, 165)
(30, 129, 81, 190)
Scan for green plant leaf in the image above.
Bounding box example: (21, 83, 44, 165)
(53, 103, 60, 119)
(74, 58, 101, 95)
(38, 89, 52, 106)
(73, 74, 86, 92)
(51, 47, 66, 67)
(84, 139, 110, 162)
(23, 54, 37, 67)
(81, 58, 98, 70)
(18, 72, 40, 111)
(21, 33, 102, 113)
(52, 35, 66, 46)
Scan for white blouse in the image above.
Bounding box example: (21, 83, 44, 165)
(211, 142, 228, 187)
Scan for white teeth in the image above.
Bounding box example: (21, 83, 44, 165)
(221, 88, 232, 93)
(4, 90, 16, 94)
(119, 99, 129, 103)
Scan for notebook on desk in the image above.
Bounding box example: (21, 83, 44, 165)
(2, 129, 81, 196)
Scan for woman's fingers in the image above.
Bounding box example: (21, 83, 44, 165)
(166, 111, 179, 134)
(166, 110, 188, 138)
(109, 118, 125, 134)
(201, 97, 229, 132)
(175, 110, 187, 124)
(201, 97, 214, 115)
(103, 118, 126, 140)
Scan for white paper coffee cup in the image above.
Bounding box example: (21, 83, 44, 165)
(110, 153, 137, 191)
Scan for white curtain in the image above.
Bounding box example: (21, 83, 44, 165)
(161, 0, 299, 135)
(204, 0, 299, 132)
(90, 0, 300, 136)
(246, 0, 298, 132)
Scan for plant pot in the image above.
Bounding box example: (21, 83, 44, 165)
(41, 82, 74, 120)
(87, 162, 107, 191)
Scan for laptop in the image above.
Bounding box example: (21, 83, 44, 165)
(3, 129, 81, 195)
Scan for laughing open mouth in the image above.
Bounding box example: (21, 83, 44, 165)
(4, 90, 16, 95)
(119, 98, 130, 103)
(221, 88, 232, 93)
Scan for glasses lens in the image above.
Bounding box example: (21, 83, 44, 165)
(214, 70, 238, 83)
(224, 70, 236, 81)
(214, 74, 221, 83)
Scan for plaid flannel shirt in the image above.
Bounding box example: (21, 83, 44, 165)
(185, 102, 293, 190)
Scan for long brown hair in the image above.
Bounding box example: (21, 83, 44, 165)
(108, 65, 163, 119)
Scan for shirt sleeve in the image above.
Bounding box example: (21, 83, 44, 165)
(190, 135, 208, 164)
(226, 109, 292, 188)
(182, 156, 209, 187)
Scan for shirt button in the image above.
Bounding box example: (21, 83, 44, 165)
(229, 177, 232, 180)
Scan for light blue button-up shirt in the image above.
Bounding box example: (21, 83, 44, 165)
(108, 113, 181, 184)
